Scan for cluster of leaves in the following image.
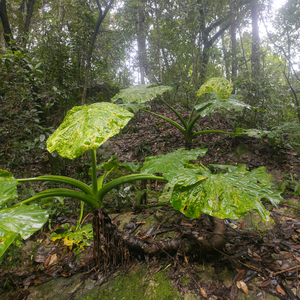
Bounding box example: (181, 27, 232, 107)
(50, 223, 93, 251)
(241, 122, 300, 154)
(0, 78, 284, 261)
(0, 49, 50, 167)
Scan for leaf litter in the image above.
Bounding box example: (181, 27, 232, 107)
(2, 100, 300, 299)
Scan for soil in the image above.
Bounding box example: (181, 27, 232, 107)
(1, 100, 300, 300)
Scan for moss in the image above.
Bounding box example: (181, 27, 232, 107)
(82, 265, 182, 300)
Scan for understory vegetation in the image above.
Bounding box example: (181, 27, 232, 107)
(1, 0, 300, 299)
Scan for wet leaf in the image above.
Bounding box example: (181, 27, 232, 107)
(170, 164, 282, 220)
(141, 148, 207, 174)
(0, 169, 18, 206)
(0, 204, 49, 257)
(47, 103, 133, 159)
(0, 228, 18, 258)
(158, 183, 174, 204)
(112, 84, 173, 104)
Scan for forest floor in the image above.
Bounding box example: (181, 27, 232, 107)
(2, 100, 300, 300)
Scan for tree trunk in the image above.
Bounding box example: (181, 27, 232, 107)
(251, 0, 260, 79)
(230, 0, 237, 88)
(81, 0, 115, 105)
(22, 0, 36, 47)
(0, 0, 13, 45)
(135, 0, 156, 84)
(221, 33, 230, 80)
(154, 0, 162, 83)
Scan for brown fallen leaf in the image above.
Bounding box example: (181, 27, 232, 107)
(48, 253, 59, 266)
(276, 285, 286, 296)
(200, 287, 208, 298)
(260, 279, 271, 287)
(237, 280, 249, 295)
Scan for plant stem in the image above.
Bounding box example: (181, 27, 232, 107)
(95, 174, 165, 205)
(17, 176, 93, 196)
(90, 149, 98, 196)
(193, 129, 236, 137)
(17, 188, 100, 209)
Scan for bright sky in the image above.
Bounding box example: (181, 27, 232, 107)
(273, 0, 287, 10)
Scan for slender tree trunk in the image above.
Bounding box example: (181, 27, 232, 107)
(0, 23, 5, 49)
(251, 0, 260, 79)
(135, 0, 156, 84)
(221, 33, 230, 80)
(154, 0, 162, 83)
(81, 0, 115, 105)
(230, 0, 237, 89)
(238, 27, 248, 70)
(135, 4, 145, 84)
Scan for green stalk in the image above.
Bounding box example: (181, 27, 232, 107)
(187, 97, 201, 125)
(186, 103, 213, 136)
(95, 174, 165, 205)
(141, 109, 186, 135)
(157, 96, 188, 129)
(17, 188, 100, 209)
(193, 130, 236, 137)
(98, 168, 115, 189)
(90, 149, 98, 196)
(17, 176, 93, 196)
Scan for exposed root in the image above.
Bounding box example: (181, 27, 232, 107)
(92, 209, 227, 268)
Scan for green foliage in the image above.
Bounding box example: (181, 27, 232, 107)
(0, 103, 161, 258)
(50, 223, 93, 250)
(112, 84, 173, 112)
(0, 198, 49, 258)
(197, 77, 233, 99)
(195, 93, 255, 117)
(142, 148, 207, 174)
(240, 122, 300, 154)
(143, 153, 282, 221)
(112, 84, 173, 103)
(0, 170, 18, 205)
(0, 49, 48, 166)
(113, 78, 257, 148)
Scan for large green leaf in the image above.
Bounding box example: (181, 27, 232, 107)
(0, 170, 18, 206)
(170, 164, 282, 221)
(0, 204, 49, 257)
(111, 84, 173, 104)
(197, 77, 233, 99)
(0, 204, 49, 239)
(47, 103, 133, 159)
(141, 148, 208, 174)
(195, 94, 252, 117)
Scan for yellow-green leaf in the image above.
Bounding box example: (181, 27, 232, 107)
(47, 103, 133, 159)
(197, 77, 233, 99)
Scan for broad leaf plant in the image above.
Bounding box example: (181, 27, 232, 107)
(0, 86, 282, 259)
(112, 78, 260, 149)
